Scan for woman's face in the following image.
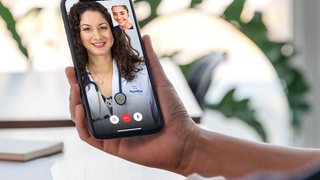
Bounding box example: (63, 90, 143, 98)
(112, 6, 129, 26)
(80, 11, 114, 58)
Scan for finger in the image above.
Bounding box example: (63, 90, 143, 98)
(65, 67, 78, 85)
(74, 104, 104, 150)
(142, 35, 171, 88)
(70, 83, 82, 121)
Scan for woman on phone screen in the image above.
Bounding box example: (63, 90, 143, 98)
(68, 1, 158, 134)
(112, 5, 134, 31)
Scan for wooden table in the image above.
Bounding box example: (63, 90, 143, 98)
(0, 60, 202, 128)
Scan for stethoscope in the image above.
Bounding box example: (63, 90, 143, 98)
(88, 69, 127, 121)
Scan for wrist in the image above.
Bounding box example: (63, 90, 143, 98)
(174, 125, 217, 176)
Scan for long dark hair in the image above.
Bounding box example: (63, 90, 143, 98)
(68, 1, 143, 86)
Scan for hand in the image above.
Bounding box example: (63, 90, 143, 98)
(66, 35, 200, 175)
(66, 35, 320, 178)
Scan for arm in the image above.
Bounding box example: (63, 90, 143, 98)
(177, 129, 320, 177)
(66, 35, 320, 178)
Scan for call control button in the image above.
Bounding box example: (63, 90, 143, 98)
(122, 114, 131, 123)
(133, 112, 143, 121)
(110, 115, 119, 124)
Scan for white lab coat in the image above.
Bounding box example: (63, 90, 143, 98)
(85, 59, 158, 135)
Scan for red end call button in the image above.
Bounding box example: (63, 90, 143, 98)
(122, 114, 131, 123)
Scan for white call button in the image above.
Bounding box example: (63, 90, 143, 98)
(110, 115, 119, 124)
(133, 113, 143, 121)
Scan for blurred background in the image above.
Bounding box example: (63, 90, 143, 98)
(0, 0, 319, 148)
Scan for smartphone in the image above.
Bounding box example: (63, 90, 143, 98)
(60, 0, 163, 139)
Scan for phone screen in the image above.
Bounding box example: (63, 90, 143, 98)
(61, 0, 163, 139)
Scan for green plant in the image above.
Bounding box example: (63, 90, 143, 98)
(0, 1, 42, 63)
(134, 0, 161, 28)
(223, 0, 309, 132)
(0, 1, 28, 59)
(180, 56, 267, 142)
(207, 89, 267, 142)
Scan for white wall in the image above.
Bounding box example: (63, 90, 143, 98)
(292, 0, 320, 148)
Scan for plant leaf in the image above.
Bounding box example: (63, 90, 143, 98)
(0, 1, 28, 59)
(208, 88, 268, 142)
(190, 0, 203, 8)
(134, 0, 161, 28)
(223, 0, 245, 22)
(17, 8, 42, 21)
(222, 0, 309, 132)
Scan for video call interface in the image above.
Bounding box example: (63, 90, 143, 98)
(65, 0, 160, 135)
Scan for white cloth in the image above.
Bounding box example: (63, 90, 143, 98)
(186, 173, 226, 180)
